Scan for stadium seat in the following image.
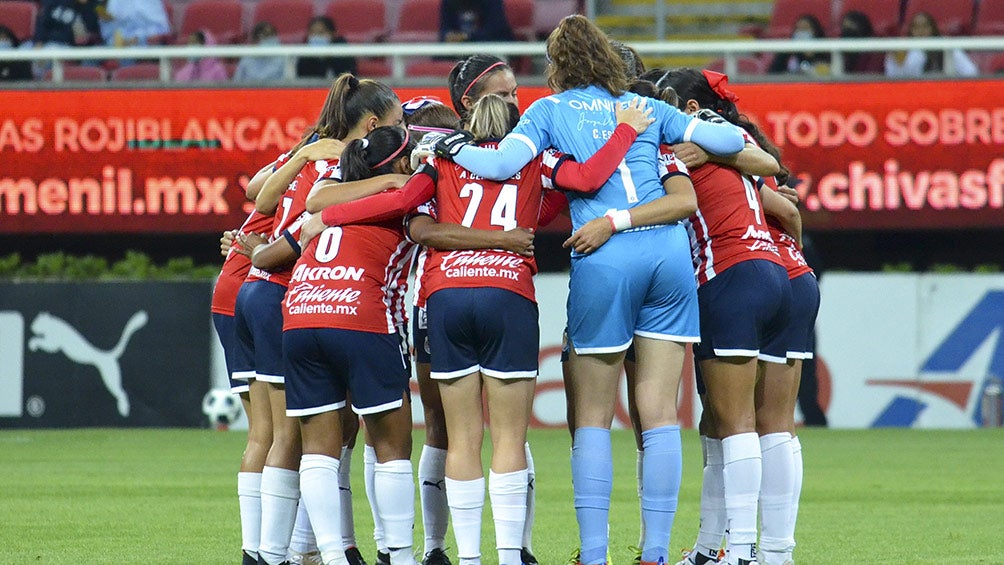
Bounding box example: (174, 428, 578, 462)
(979, 52, 1004, 74)
(505, 0, 536, 41)
(252, 0, 315, 43)
(705, 56, 767, 75)
(111, 63, 163, 81)
(407, 58, 459, 77)
(179, 0, 244, 44)
(762, 0, 834, 39)
(533, 0, 580, 38)
(356, 57, 391, 77)
(974, 0, 1004, 36)
(45, 65, 108, 82)
(838, 0, 902, 36)
(901, 0, 975, 35)
(388, 0, 441, 43)
(0, 0, 37, 42)
(326, 0, 387, 43)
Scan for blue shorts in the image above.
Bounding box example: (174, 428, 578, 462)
(567, 224, 699, 354)
(234, 279, 287, 384)
(427, 287, 539, 380)
(212, 312, 250, 394)
(768, 272, 820, 360)
(413, 305, 431, 364)
(283, 328, 411, 416)
(693, 259, 791, 363)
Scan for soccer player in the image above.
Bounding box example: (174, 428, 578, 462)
(433, 16, 744, 565)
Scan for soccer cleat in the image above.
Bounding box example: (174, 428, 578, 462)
(289, 551, 323, 565)
(345, 546, 369, 565)
(675, 549, 719, 565)
(628, 545, 642, 565)
(564, 547, 611, 565)
(243, 551, 258, 565)
(422, 547, 452, 565)
(375, 551, 391, 565)
(520, 547, 539, 565)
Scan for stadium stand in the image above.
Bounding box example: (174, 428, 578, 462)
(761, 0, 833, 38)
(252, 0, 315, 43)
(837, 0, 902, 36)
(44, 65, 107, 81)
(901, 0, 975, 35)
(0, 0, 37, 41)
(179, 0, 245, 44)
(974, 0, 1004, 35)
(505, 0, 536, 41)
(387, 0, 441, 43)
(110, 62, 163, 81)
(326, 0, 387, 43)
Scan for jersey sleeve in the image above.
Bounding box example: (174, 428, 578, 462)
(509, 97, 555, 156)
(315, 161, 342, 184)
(537, 189, 568, 227)
(657, 146, 691, 184)
(552, 123, 637, 193)
(656, 99, 745, 156)
(320, 164, 437, 227)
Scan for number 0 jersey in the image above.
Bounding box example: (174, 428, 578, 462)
(283, 221, 417, 334)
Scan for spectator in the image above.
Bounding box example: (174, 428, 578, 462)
(440, 0, 513, 43)
(233, 21, 285, 82)
(838, 11, 884, 74)
(296, 16, 356, 79)
(33, 0, 102, 47)
(174, 30, 228, 82)
(99, 0, 170, 47)
(0, 25, 32, 81)
(885, 12, 978, 77)
(768, 14, 830, 75)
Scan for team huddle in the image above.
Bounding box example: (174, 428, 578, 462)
(210, 15, 819, 565)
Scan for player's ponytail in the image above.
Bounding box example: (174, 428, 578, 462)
(466, 94, 519, 142)
(340, 126, 417, 182)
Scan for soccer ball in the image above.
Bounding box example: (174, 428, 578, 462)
(201, 389, 242, 429)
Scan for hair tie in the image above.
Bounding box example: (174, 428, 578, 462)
(371, 130, 410, 169)
(360, 138, 369, 149)
(701, 69, 739, 103)
(462, 62, 506, 99)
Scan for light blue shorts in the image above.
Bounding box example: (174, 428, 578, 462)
(566, 224, 699, 354)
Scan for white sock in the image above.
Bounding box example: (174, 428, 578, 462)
(237, 472, 262, 560)
(364, 444, 387, 554)
(300, 454, 348, 565)
(636, 448, 645, 547)
(339, 446, 357, 549)
(490, 469, 528, 565)
(446, 476, 485, 565)
(289, 496, 317, 555)
(694, 437, 725, 559)
(523, 442, 536, 552)
(375, 459, 417, 564)
(722, 433, 762, 564)
(259, 466, 301, 565)
(788, 435, 803, 550)
(758, 433, 794, 559)
(418, 444, 449, 553)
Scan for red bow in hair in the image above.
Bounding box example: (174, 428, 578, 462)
(702, 69, 739, 103)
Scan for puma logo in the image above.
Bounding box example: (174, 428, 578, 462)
(28, 311, 149, 417)
(422, 479, 446, 491)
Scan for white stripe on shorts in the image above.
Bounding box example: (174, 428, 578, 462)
(232, 370, 255, 381)
(574, 340, 633, 355)
(713, 348, 758, 358)
(786, 351, 810, 360)
(353, 398, 404, 415)
(231, 384, 250, 395)
(634, 330, 700, 343)
(481, 368, 537, 380)
(287, 400, 346, 418)
(758, 353, 789, 364)
(431, 364, 480, 380)
(254, 373, 285, 384)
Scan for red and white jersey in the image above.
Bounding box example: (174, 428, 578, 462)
(247, 155, 334, 287)
(420, 144, 559, 304)
(760, 175, 812, 279)
(283, 221, 417, 334)
(408, 199, 436, 309)
(660, 144, 782, 286)
(211, 209, 274, 315)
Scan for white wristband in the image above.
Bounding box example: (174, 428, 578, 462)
(604, 209, 633, 232)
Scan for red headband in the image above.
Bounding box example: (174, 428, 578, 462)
(462, 61, 506, 99)
(371, 130, 410, 169)
(702, 69, 739, 103)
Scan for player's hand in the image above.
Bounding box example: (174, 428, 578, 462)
(777, 184, 800, 205)
(672, 141, 709, 169)
(299, 138, 345, 162)
(435, 130, 475, 160)
(411, 131, 448, 170)
(616, 97, 654, 134)
(563, 216, 613, 255)
(299, 214, 327, 250)
(497, 227, 535, 257)
(234, 232, 268, 258)
(220, 229, 237, 257)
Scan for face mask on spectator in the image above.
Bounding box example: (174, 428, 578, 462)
(307, 35, 330, 46)
(0, 39, 12, 49)
(259, 36, 280, 46)
(792, 30, 814, 41)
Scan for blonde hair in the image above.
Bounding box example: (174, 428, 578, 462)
(466, 94, 514, 141)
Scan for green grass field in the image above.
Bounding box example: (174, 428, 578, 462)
(2, 428, 1003, 564)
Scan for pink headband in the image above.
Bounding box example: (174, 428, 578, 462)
(462, 61, 506, 99)
(407, 124, 455, 134)
(371, 130, 410, 169)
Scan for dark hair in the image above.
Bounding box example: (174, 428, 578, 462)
(340, 126, 417, 181)
(0, 25, 19, 46)
(546, 15, 629, 96)
(840, 11, 875, 38)
(406, 104, 461, 140)
(796, 14, 826, 39)
(252, 21, 277, 41)
(610, 40, 645, 78)
(448, 54, 511, 118)
(627, 79, 658, 98)
(640, 68, 682, 108)
(290, 73, 399, 154)
(660, 67, 788, 183)
(191, 30, 206, 44)
(308, 16, 336, 34)
(909, 12, 944, 72)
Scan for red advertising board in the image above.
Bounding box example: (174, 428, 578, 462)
(1, 81, 1001, 233)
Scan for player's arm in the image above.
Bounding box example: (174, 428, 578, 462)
(537, 190, 568, 227)
(672, 141, 780, 177)
(306, 174, 411, 213)
(256, 138, 344, 214)
(245, 163, 274, 200)
(407, 215, 535, 257)
(440, 99, 553, 180)
(246, 229, 300, 270)
(760, 184, 802, 247)
(658, 99, 744, 156)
